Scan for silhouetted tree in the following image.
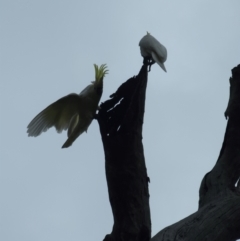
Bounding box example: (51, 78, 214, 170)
(97, 65, 240, 241)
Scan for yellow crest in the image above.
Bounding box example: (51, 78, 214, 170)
(94, 64, 108, 82)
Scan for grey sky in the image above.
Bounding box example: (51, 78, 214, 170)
(1, 1, 240, 240)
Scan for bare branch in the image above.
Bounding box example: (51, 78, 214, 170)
(199, 65, 240, 208)
(152, 65, 240, 241)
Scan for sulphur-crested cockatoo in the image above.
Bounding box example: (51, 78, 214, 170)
(27, 64, 108, 148)
(139, 32, 167, 72)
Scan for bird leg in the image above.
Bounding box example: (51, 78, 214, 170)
(143, 57, 155, 72)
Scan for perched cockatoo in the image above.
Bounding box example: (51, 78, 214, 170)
(27, 64, 108, 148)
(139, 32, 167, 72)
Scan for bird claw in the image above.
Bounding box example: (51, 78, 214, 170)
(143, 57, 155, 72)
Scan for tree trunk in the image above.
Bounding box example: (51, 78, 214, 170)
(98, 65, 151, 241)
(151, 65, 240, 241)
(98, 64, 240, 241)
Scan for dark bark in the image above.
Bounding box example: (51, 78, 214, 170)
(151, 65, 240, 241)
(97, 65, 151, 241)
(97, 64, 240, 241)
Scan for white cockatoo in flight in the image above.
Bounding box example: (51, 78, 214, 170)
(27, 64, 108, 148)
(139, 32, 167, 72)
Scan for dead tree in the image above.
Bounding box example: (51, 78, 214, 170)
(97, 65, 240, 241)
(97, 65, 151, 241)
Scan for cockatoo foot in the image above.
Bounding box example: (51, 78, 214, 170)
(143, 57, 155, 72)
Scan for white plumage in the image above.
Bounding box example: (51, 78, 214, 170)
(27, 64, 108, 148)
(139, 32, 167, 72)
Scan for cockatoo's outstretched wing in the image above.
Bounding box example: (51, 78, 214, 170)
(27, 64, 108, 148)
(139, 32, 167, 72)
(27, 94, 81, 137)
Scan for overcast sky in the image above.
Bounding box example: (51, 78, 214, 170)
(1, 1, 240, 240)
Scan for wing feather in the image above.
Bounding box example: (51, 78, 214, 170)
(149, 35, 167, 62)
(27, 94, 81, 137)
(152, 51, 167, 72)
(67, 113, 79, 137)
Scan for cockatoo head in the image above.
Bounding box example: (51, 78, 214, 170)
(93, 64, 108, 83)
(91, 64, 109, 95)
